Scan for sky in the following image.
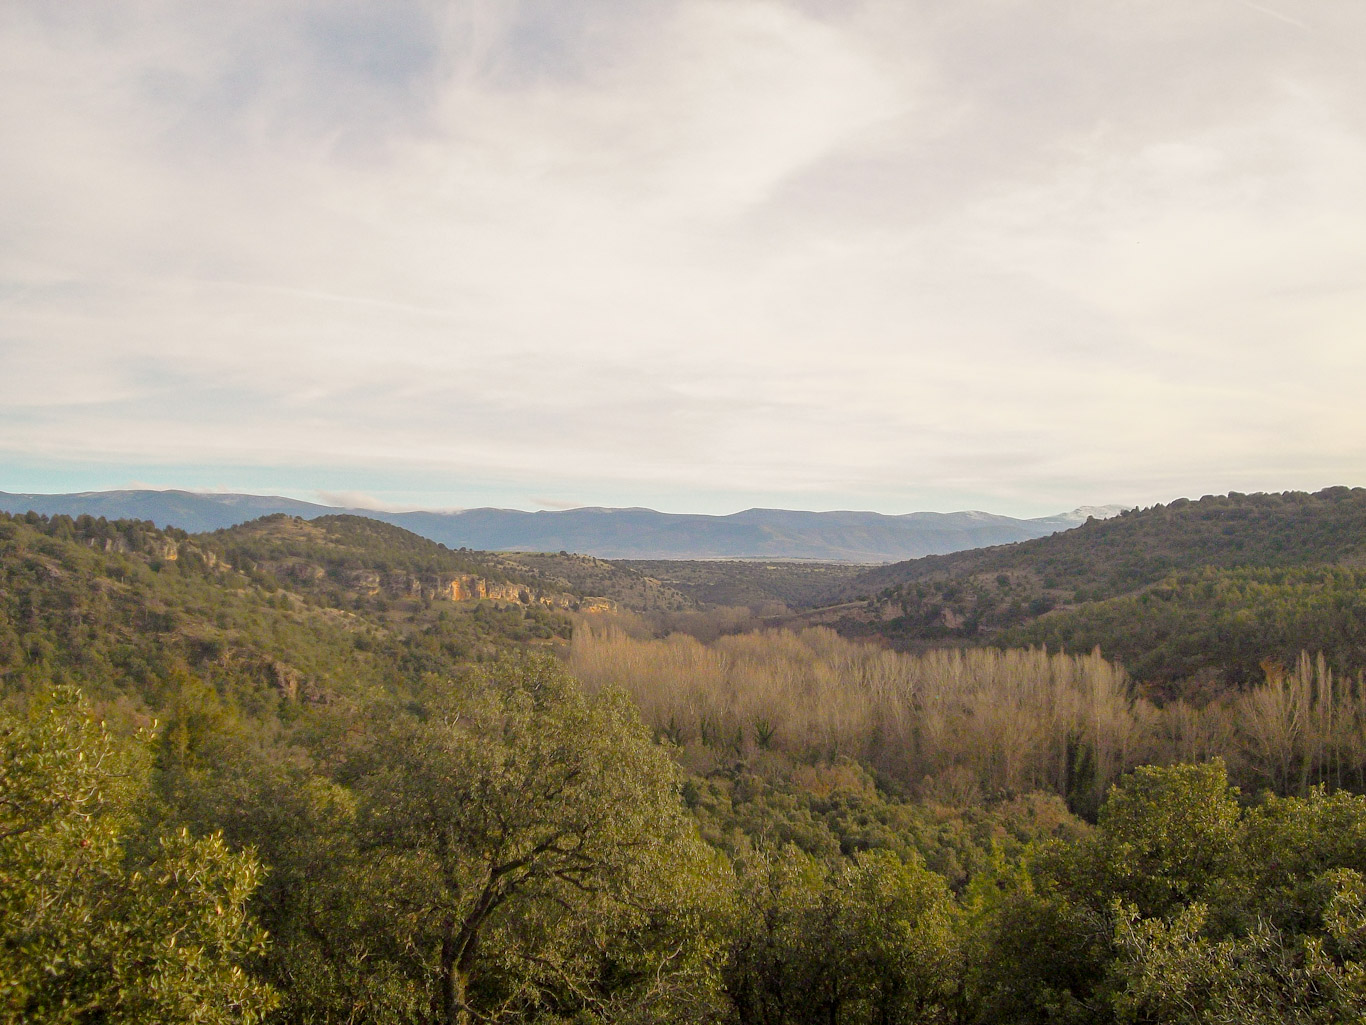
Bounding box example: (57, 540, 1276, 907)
(2, 0, 1364, 517)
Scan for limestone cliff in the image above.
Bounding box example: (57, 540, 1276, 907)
(331, 568, 600, 610)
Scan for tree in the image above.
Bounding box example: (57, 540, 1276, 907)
(726, 846, 962, 1025)
(338, 655, 730, 1025)
(1109, 898, 1366, 1025)
(0, 689, 275, 1024)
(1007, 763, 1366, 1024)
(836, 850, 963, 1023)
(1060, 760, 1243, 921)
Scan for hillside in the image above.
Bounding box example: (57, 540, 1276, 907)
(0, 488, 337, 532)
(999, 565, 1366, 690)
(617, 558, 866, 610)
(814, 487, 1366, 685)
(495, 551, 696, 613)
(0, 511, 575, 710)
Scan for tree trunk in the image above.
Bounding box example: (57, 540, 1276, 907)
(437, 916, 460, 1025)
(436, 916, 475, 1025)
(439, 881, 496, 1024)
(450, 967, 470, 1025)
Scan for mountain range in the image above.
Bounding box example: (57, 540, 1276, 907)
(0, 489, 1125, 562)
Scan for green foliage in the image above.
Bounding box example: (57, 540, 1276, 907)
(726, 846, 963, 1025)
(830, 488, 1366, 676)
(17, 504, 1366, 1024)
(232, 655, 732, 1025)
(0, 510, 568, 717)
(0, 689, 275, 1024)
(209, 513, 515, 583)
(1108, 899, 1366, 1025)
(1003, 565, 1366, 686)
(975, 762, 1366, 1023)
(686, 760, 1085, 891)
(1068, 762, 1243, 919)
(966, 884, 1110, 1025)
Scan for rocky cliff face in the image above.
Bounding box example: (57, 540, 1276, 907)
(333, 569, 609, 610)
(86, 534, 217, 567)
(577, 597, 616, 614)
(340, 570, 524, 603)
(446, 575, 492, 601)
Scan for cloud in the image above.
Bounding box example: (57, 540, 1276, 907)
(2, 0, 1365, 514)
(312, 490, 419, 513)
(1234, 1, 1308, 31)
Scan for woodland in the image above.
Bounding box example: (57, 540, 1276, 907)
(6, 490, 1366, 1023)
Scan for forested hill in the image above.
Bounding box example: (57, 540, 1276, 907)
(0, 510, 580, 708)
(204, 512, 589, 605)
(817, 487, 1366, 684)
(833, 487, 1366, 600)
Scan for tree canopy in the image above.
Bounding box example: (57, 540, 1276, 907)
(0, 689, 275, 1024)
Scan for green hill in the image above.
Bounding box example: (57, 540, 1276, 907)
(12, 501, 1366, 1022)
(816, 487, 1366, 684)
(0, 511, 570, 712)
(1001, 564, 1366, 689)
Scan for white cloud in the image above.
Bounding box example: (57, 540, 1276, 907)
(2, 0, 1365, 514)
(312, 490, 420, 513)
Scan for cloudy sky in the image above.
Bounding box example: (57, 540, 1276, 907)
(2, 0, 1363, 516)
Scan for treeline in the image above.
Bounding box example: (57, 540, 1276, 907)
(10, 670, 1366, 1023)
(571, 623, 1366, 812)
(727, 759, 1366, 1024)
(208, 513, 522, 583)
(834, 561, 1366, 693)
(3, 663, 724, 1024)
(844, 487, 1366, 603)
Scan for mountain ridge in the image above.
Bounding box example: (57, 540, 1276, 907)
(0, 489, 1124, 563)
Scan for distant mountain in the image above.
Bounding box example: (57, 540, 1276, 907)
(0, 489, 335, 532)
(387, 505, 1127, 561)
(0, 489, 1122, 562)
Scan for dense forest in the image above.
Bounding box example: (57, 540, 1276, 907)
(7, 499, 1366, 1023)
(814, 488, 1366, 682)
(616, 559, 866, 612)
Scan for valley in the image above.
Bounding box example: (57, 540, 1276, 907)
(6, 487, 1366, 1023)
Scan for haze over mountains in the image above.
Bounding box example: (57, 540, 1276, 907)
(0, 489, 1125, 562)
